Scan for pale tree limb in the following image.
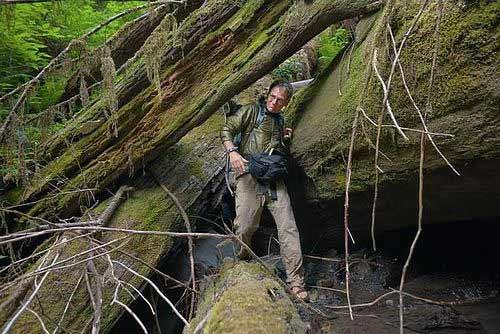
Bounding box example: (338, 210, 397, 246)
(86, 256, 103, 334)
(0, 232, 93, 277)
(113, 299, 149, 334)
(1, 236, 65, 334)
(147, 168, 196, 320)
(83, 232, 194, 291)
(342, 109, 359, 320)
(370, 0, 431, 252)
(359, 114, 393, 163)
(386, 26, 460, 176)
(358, 107, 454, 137)
(0, 237, 129, 294)
(52, 271, 85, 334)
(112, 259, 190, 328)
(96, 185, 134, 224)
(26, 307, 51, 334)
(0, 225, 229, 247)
(372, 50, 408, 141)
(106, 254, 149, 334)
(327, 290, 398, 309)
(120, 280, 156, 315)
(398, 3, 443, 333)
(0, 237, 58, 318)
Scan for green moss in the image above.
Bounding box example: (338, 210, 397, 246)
(1, 186, 23, 205)
(291, 1, 500, 201)
(188, 262, 305, 334)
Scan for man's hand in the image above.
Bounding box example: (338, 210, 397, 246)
(229, 151, 248, 175)
(284, 127, 293, 139)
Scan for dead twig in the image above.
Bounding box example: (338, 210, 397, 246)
(309, 285, 347, 294)
(342, 108, 359, 320)
(303, 254, 342, 262)
(112, 260, 190, 328)
(397, 3, 443, 333)
(370, 0, 431, 253)
(1, 237, 65, 334)
(147, 168, 196, 320)
(52, 271, 85, 334)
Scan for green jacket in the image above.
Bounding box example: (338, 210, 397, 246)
(220, 102, 286, 157)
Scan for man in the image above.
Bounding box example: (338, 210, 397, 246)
(220, 81, 308, 300)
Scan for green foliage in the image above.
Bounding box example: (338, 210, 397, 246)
(317, 27, 349, 72)
(271, 58, 304, 82)
(0, 0, 144, 96)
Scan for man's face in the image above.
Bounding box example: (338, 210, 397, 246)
(266, 86, 289, 113)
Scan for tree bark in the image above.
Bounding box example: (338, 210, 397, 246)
(59, 0, 204, 101)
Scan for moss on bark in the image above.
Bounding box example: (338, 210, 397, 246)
(0, 111, 226, 333)
(187, 261, 305, 334)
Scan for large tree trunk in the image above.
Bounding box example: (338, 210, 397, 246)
(7, 0, 381, 221)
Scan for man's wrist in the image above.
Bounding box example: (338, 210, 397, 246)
(225, 146, 238, 154)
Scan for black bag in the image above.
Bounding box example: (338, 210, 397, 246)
(249, 152, 288, 183)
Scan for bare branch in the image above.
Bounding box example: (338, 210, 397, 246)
(52, 271, 85, 334)
(147, 168, 196, 319)
(370, 0, 431, 253)
(112, 260, 189, 327)
(1, 237, 65, 334)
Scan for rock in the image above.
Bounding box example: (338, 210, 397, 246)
(309, 289, 320, 302)
(317, 278, 335, 288)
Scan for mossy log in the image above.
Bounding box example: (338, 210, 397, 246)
(12, 0, 381, 222)
(59, 0, 205, 101)
(0, 112, 227, 333)
(287, 0, 500, 246)
(186, 261, 305, 334)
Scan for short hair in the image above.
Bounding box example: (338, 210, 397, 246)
(267, 80, 293, 101)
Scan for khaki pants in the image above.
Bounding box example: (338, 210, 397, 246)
(234, 173, 305, 288)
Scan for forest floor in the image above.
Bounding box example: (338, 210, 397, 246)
(287, 250, 500, 334)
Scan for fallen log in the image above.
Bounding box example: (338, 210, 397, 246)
(186, 261, 306, 334)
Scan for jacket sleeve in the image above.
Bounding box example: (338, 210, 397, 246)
(220, 104, 254, 144)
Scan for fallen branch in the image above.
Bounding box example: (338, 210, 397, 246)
(0, 225, 230, 247)
(147, 169, 196, 320)
(112, 259, 189, 328)
(1, 237, 65, 334)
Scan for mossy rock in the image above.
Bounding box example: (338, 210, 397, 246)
(288, 0, 500, 245)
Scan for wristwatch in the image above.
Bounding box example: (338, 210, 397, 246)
(226, 147, 238, 154)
